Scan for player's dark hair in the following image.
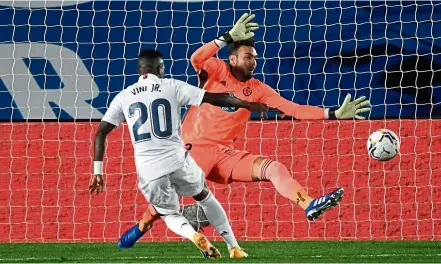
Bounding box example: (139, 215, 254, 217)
(138, 49, 163, 76)
(228, 38, 255, 56)
(138, 49, 163, 60)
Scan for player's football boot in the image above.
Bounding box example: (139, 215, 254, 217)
(229, 247, 248, 258)
(116, 223, 151, 248)
(305, 187, 344, 221)
(192, 233, 221, 259)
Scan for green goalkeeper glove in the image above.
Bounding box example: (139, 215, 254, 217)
(330, 94, 371, 120)
(221, 13, 259, 44)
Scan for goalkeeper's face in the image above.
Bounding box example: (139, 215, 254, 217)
(229, 46, 257, 78)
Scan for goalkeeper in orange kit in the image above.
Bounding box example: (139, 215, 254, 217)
(117, 13, 370, 248)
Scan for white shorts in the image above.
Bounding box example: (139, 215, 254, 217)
(138, 155, 205, 215)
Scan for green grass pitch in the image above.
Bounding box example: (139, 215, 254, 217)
(0, 241, 440, 263)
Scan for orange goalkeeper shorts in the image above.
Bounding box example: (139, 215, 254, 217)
(185, 141, 259, 184)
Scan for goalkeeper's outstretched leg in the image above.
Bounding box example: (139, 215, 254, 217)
(231, 156, 344, 220)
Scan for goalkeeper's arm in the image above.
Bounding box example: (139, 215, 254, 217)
(259, 84, 370, 120)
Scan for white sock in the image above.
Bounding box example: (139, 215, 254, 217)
(196, 191, 239, 250)
(163, 214, 197, 241)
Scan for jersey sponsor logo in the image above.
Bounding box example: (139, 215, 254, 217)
(243, 86, 252, 96)
(221, 92, 239, 112)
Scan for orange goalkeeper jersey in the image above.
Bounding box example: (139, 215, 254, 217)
(181, 41, 326, 149)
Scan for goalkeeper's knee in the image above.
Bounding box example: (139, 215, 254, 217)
(140, 204, 161, 231)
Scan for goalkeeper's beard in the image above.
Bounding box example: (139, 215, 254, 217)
(240, 65, 254, 80)
(230, 65, 253, 81)
(243, 69, 253, 79)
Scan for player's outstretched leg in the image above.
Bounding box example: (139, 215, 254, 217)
(163, 214, 220, 259)
(193, 188, 247, 259)
(181, 203, 246, 257)
(117, 204, 208, 248)
(305, 187, 344, 221)
(192, 232, 221, 259)
(117, 223, 149, 248)
(117, 204, 160, 248)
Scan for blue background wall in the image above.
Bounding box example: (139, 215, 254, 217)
(0, 1, 440, 120)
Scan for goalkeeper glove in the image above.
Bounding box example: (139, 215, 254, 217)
(220, 13, 259, 44)
(329, 94, 371, 120)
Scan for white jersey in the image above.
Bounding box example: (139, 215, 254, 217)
(102, 74, 205, 181)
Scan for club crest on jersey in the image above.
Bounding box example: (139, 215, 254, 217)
(221, 92, 239, 112)
(243, 87, 252, 96)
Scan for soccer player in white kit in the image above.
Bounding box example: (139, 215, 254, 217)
(89, 49, 267, 258)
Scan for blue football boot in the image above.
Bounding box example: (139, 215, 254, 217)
(305, 188, 344, 221)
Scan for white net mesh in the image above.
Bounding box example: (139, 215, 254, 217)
(0, 1, 440, 242)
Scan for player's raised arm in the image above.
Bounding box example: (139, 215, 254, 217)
(258, 84, 370, 120)
(190, 13, 259, 72)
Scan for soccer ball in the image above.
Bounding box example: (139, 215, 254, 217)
(367, 129, 400, 161)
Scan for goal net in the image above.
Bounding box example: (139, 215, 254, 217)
(0, 1, 440, 242)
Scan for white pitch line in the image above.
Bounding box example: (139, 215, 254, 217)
(0, 253, 440, 262)
(306, 253, 441, 258)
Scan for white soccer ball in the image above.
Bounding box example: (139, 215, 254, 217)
(367, 129, 400, 161)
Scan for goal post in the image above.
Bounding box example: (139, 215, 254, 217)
(0, 1, 440, 242)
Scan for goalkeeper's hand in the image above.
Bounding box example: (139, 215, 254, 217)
(89, 174, 105, 194)
(333, 94, 371, 119)
(228, 13, 259, 41)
